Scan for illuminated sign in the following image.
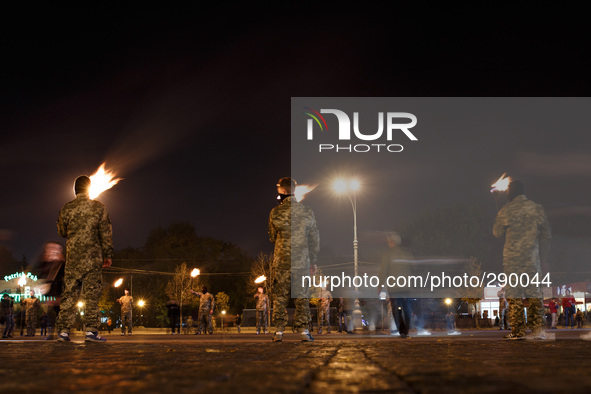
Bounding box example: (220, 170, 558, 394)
(4, 272, 38, 282)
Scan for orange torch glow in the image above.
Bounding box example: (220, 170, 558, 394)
(254, 275, 266, 284)
(295, 184, 318, 202)
(89, 163, 123, 199)
(490, 173, 511, 193)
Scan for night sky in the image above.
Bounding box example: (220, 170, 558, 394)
(1, 6, 590, 279)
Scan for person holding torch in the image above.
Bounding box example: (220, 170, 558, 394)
(254, 286, 270, 334)
(493, 180, 551, 340)
(117, 288, 133, 335)
(190, 286, 215, 335)
(268, 177, 319, 342)
(55, 175, 113, 343)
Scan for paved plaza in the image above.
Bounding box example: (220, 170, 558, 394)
(2, 330, 591, 394)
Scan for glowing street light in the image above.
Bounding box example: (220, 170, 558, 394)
(445, 298, 452, 306)
(138, 300, 145, 326)
(221, 310, 226, 331)
(77, 301, 84, 308)
(332, 177, 362, 329)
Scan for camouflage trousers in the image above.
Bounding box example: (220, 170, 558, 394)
(26, 312, 37, 336)
(197, 309, 213, 334)
(318, 307, 330, 332)
(56, 262, 102, 334)
(121, 310, 132, 334)
(256, 310, 268, 332)
(508, 297, 543, 336)
(272, 268, 310, 332)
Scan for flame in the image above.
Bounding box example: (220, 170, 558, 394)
(89, 163, 123, 199)
(490, 173, 511, 193)
(191, 268, 200, 278)
(295, 184, 318, 202)
(254, 275, 266, 284)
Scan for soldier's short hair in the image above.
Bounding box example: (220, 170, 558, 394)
(74, 175, 91, 195)
(508, 180, 525, 201)
(277, 177, 297, 194)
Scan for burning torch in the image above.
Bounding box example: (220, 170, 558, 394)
(88, 163, 123, 199)
(490, 173, 511, 211)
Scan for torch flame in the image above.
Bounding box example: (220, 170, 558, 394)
(89, 163, 123, 199)
(295, 184, 318, 202)
(254, 275, 266, 284)
(490, 173, 512, 193)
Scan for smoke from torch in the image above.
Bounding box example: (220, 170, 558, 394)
(295, 184, 318, 202)
(88, 163, 123, 199)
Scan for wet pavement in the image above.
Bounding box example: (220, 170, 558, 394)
(2, 329, 591, 393)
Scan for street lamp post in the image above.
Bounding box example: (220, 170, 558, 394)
(333, 178, 363, 330)
(221, 310, 226, 332)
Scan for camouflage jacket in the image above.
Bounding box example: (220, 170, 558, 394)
(118, 295, 133, 313)
(493, 194, 551, 272)
(57, 192, 113, 266)
(268, 196, 319, 270)
(193, 292, 215, 311)
(254, 293, 270, 312)
(21, 297, 40, 313)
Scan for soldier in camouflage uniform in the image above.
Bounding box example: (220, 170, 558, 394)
(190, 286, 215, 335)
(21, 291, 40, 336)
(493, 180, 551, 340)
(117, 288, 133, 335)
(269, 177, 319, 342)
(317, 287, 332, 334)
(56, 175, 113, 342)
(254, 286, 270, 334)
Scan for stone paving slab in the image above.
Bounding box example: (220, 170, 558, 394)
(1, 331, 591, 393)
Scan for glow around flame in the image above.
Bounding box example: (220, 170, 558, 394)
(254, 275, 266, 284)
(295, 184, 318, 202)
(89, 163, 123, 199)
(490, 173, 512, 193)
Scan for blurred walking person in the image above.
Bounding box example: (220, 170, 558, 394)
(40, 312, 48, 336)
(317, 287, 332, 334)
(1, 293, 15, 338)
(166, 299, 180, 334)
